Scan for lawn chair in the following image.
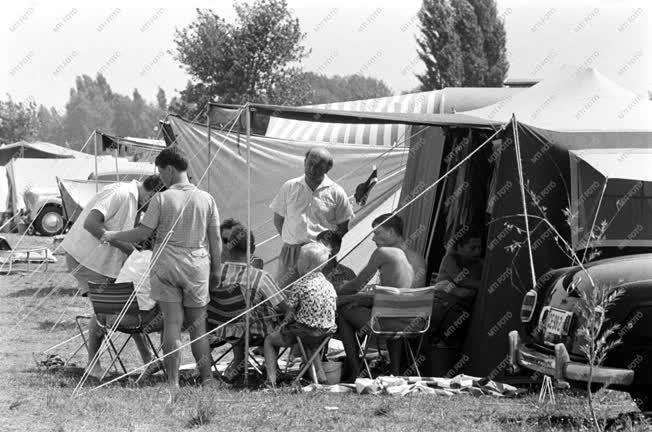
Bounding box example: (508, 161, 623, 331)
(86, 281, 164, 380)
(206, 281, 281, 381)
(356, 286, 436, 378)
(0, 235, 56, 274)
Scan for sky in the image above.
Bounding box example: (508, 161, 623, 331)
(1, 0, 650, 111)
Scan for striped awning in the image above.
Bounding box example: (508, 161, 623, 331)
(264, 88, 521, 146)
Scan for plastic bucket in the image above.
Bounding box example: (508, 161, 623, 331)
(322, 361, 342, 385)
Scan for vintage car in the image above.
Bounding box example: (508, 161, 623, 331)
(23, 170, 148, 236)
(508, 252, 652, 410)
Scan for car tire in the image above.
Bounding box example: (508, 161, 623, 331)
(629, 389, 652, 412)
(33, 204, 65, 236)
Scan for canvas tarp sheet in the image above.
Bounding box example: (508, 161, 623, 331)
(570, 148, 652, 249)
(0, 166, 8, 213)
(168, 115, 411, 274)
(264, 88, 521, 146)
(58, 179, 119, 223)
(6, 157, 155, 214)
(0, 141, 90, 166)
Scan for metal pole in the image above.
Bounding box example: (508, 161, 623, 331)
(244, 104, 251, 385)
(207, 114, 212, 194)
(94, 131, 99, 192)
(512, 115, 537, 289)
(114, 147, 119, 182)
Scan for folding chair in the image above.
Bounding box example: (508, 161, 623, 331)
(206, 281, 281, 381)
(86, 281, 164, 380)
(293, 332, 334, 385)
(356, 286, 436, 378)
(0, 235, 55, 274)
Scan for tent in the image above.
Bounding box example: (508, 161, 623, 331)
(265, 88, 522, 146)
(58, 179, 118, 224)
(0, 141, 89, 166)
(167, 115, 409, 275)
(212, 68, 651, 377)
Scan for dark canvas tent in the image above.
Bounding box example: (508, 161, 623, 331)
(218, 68, 651, 377)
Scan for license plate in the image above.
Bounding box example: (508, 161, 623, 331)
(544, 308, 573, 337)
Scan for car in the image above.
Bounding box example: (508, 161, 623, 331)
(23, 170, 152, 236)
(509, 253, 652, 410)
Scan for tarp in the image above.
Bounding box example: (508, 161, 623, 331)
(0, 141, 90, 166)
(569, 148, 652, 249)
(464, 68, 652, 134)
(264, 88, 522, 146)
(58, 179, 117, 223)
(0, 166, 8, 213)
(168, 115, 411, 274)
(5, 157, 155, 214)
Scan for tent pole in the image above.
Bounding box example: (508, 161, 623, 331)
(244, 103, 251, 386)
(94, 131, 99, 193)
(114, 147, 119, 182)
(512, 116, 537, 289)
(207, 114, 211, 194)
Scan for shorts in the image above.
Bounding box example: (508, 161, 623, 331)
(278, 322, 332, 347)
(275, 243, 304, 288)
(66, 254, 114, 296)
(150, 246, 210, 308)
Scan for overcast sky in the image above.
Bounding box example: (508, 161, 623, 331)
(1, 0, 649, 111)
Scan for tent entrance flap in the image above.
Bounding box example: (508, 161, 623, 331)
(570, 149, 652, 250)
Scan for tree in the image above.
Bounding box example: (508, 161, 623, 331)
(0, 96, 39, 144)
(156, 87, 167, 111)
(415, 0, 463, 89)
(416, 0, 508, 89)
(36, 105, 65, 144)
(173, 1, 309, 109)
(297, 72, 393, 104)
(466, 0, 509, 86)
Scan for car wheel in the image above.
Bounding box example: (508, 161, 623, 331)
(629, 389, 652, 412)
(33, 205, 65, 236)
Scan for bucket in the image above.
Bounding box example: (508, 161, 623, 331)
(322, 361, 342, 385)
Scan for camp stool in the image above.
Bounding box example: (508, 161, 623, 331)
(293, 332, 334, 385)
(87, 281, 165, 381)
(356, 286, 436, 378)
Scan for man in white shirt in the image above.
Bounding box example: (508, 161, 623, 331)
(61, 175, 165, 379)
(270, 147, 354, 289)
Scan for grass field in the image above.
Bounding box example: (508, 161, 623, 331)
(1, 233, 650, 431)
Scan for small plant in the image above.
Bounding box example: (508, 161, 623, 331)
(503, 180, 624, 431)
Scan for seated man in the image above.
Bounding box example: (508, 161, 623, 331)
(429, 225, 483, 345)
(336, 213, 427, 380)
(264, 242, 337, 387)
(220, 217, 264, 269)
(208, 225, 285, 382)
(316, 230, 356, 290)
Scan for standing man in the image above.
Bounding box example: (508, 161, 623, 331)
(103, 147, 222, 388)
(61, 175, 165, 379)
(270, 147, 354, 288)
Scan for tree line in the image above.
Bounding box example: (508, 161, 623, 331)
(1, 0, 508, 149)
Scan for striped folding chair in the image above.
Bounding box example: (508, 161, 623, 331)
(86, 282, 164, 380)
(357, 286, 436, 377)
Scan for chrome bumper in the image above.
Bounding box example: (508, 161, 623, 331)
(508, 330, 634, 386)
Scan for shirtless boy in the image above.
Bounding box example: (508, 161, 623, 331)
(336, 213, 427, 380)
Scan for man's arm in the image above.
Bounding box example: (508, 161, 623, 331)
(335, 220, 349, 237)
(103, 225, 154, 244)
(273, 213, 284, 237)
(207, 221, 222, 285)
(83, 210, 134, 255)
(338, 249, 385, 295)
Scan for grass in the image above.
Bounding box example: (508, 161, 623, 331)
(0, 233, 650, 431)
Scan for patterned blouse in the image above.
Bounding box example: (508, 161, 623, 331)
(285, 272, 337, 330)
